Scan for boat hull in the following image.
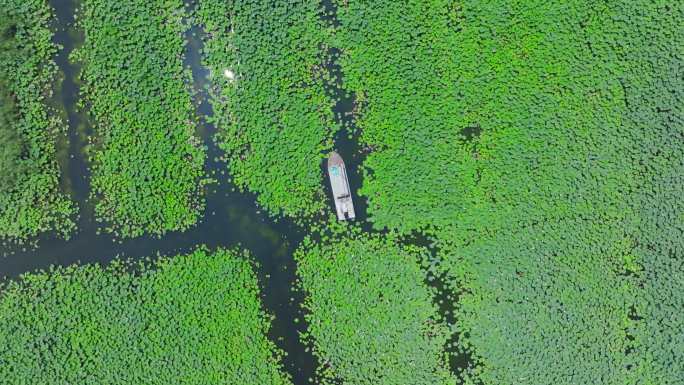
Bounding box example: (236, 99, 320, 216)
(327, 152, 356, 220)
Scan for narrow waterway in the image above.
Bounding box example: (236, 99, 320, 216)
(319, 0, 371, 233)
(183, 14, 319, 381)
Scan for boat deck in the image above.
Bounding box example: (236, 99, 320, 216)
(327, 152, 355, 220)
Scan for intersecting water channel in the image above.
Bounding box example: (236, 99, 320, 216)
(0, 0, 370, 383)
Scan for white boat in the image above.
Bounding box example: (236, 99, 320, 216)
(327, 152, 355, 220)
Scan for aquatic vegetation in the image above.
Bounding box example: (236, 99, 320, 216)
(441, 218, 635, 384)
(433, 1, 682, 384)
(0, 248, 292, 385)
(0, 0, 680, 383)
(632, 162, 684, 384)
(404, 2, 681, 384)
(0, 1, 76, 242)
(0, 85, 25, 193)
(336, 0, 683, 383)
(196, 0, 336, 218)
(72, 0, 209, 238)
(295, 232, 455, 385)
(333, 0, 468, 233)
(620, 3, 684, 381)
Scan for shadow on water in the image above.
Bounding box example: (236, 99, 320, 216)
(0, 1, 319, 384)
